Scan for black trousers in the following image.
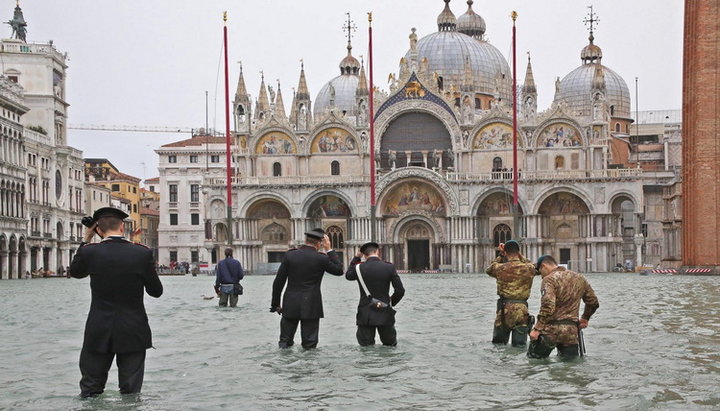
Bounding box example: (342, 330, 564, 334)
(79, 348, 146, 397)
(356, 325, 397, 346)
(279, 317, 319, 349)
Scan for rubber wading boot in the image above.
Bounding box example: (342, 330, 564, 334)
(511, 326, 529, 347)
(527, 335, 555, 358)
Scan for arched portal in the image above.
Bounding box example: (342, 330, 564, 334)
(247, 199, 292, 263)
(399, 220, 435, 272)
(538, 192, 590, 266)
(611, 195, 637, 268)
(306, 194, 352, 262)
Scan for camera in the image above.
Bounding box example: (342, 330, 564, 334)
(81, 216, 95, 227)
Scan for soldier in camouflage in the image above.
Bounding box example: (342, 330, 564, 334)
(485, 240, 537, 346)
(528, 254, 600, 359)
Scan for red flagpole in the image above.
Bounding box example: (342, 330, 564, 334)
(368, 12, 376, 242)
(223, 11, 233, 243)
(511, 11, 519, 206)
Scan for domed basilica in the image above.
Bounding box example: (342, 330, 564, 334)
(164, 1, 670, 273)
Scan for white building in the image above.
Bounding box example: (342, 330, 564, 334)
(156, 135, 228, 266)
(0, 3, 84, 277)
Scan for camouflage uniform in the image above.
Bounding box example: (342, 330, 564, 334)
(485, 255, 536, 346)
(529, 267, 599, 358)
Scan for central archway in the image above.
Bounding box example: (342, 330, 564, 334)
(399, 219, 435, 272)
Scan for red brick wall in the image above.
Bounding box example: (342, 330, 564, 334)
(682, 0, 720, 266)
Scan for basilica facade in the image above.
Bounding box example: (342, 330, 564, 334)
(161, 1, 675, 273)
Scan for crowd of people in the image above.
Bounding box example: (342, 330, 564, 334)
(68, 206, 599, 398)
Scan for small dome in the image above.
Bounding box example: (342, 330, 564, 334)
(314, 75, 360, 116)
(437, 0, 457, 32)
(557, 64, 631, 119)
(457, 0, 486, 40)
(581, 34, 602, 64)
(339, 48, 361, 75)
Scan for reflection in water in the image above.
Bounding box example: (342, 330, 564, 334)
(0, 274, 719, 409)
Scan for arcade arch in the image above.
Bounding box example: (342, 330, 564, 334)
(379, 112, 452, 170)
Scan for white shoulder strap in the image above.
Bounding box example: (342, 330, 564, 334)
(354, 263, 371, 296)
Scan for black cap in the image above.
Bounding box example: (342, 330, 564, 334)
(92, 207, 129, 221)
(304, 228, 326, 240)
(360, 241, 379, 255)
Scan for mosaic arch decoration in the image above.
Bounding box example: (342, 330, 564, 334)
(478, 192, 523, 216)
(311, 127, 357, 154)
(382, 181, 446, 217)
(247, 199, 291, 219)
(538, 192, 590, 215)
(473, 123, 514, 150)
(255, 132, 296, 155)
(307, 195, 351, 218)
(536, 123, 582, 148)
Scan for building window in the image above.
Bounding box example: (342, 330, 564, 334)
(169, 251, 177, 263)
(191, 250, 199, 263)
(133, 204, 137, 213)
(554, 156, 565, 170)
(133, 187, 137, 193)
(190, 184, 199, 202)
(191, 213, 200, 225)
(169, 213, 178, 225)
(331, 161, 340, 176)
(211, 155, 220, 163)
(493, 157, 503, 171)
(615, 123, 621, 132)
(273, 162, 282, 177)
(190, 155, 198, 163)
(111, 184, 120, 192)
(168, 155, 177, 163)
(169, 184, 178, 202)
(610, 105, 615, 116)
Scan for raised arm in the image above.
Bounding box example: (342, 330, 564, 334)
(345, 253, 362, 281)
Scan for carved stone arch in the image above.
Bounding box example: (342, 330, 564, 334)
(308, 125, 360, 155)
(533, 186, 594, 215)
(374, 102, 462, 152)
(0, 233, 7, 251)
(8, 233, 17, 251)
(17, 235, 26, 252)
(302, 189, 355, 218)
(468, 119, 523, 150)
(472, 188, 528, 216)
(533, 118, 586, 148)
(376, 168, 458, 215)
(390, 213, 445, 243)
(607, 191, 640, 213)
(251, 127, 299, 155)
(239, 191, 293, 218)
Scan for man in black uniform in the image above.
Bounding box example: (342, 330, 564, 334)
(70, 207, 163, 398)
(271, 228, 343, 349)
(346, 242, 405, 346)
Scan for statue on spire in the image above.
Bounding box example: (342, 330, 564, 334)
(6, 1, 27, 42)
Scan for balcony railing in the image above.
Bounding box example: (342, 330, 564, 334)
(205, 175, 370, 186)
(446, 168, 643, 182)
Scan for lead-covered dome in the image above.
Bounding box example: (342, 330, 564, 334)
(457, 0, 486, 40)
(556, 34, 631, 119)
(405, 0, 511, 100)
(314, 42, 363, 116)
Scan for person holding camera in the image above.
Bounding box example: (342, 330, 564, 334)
(270, 228, 343, 349)
(485, 240, 536, 346)
(214, 247, 244, 307)
(345, 242, 405, 346)
(70, 207, 163, 398)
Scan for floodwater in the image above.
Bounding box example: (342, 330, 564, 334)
(1, 273, 719, 410)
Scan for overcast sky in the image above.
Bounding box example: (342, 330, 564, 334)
(15, 0, 684, 181)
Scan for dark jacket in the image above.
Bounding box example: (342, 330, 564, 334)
(70, 237, 163, 353)
(271, 245, 343, 320)
(346, 256, 405, 326)
(215, 257, 244, 286)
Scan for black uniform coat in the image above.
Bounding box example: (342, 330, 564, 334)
(70, 237, 163, 353)
(271, 245, 343, 320)
(346, 256, 405, 326)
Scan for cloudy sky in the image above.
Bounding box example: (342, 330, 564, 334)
(15, 0, 683, 181)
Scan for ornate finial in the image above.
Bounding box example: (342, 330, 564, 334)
(527, 51, 531, 62)
(223, 11, 227, 23)
(583, 5, 599, 42)
(260, 70, 264, 81)
(238, 61, 242, 73)
(367, 12, 372, 24)
(511, 11, 518, 22)
(359, 55, 364, 65)
(467, 0, 473, 5)
(343, 12, 357, 47)
(300, 58, 304, 70)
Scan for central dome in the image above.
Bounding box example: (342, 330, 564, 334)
(404, 0, 511, 101)
(558, 64, 631, 119)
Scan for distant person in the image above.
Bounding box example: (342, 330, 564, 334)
(214, 248, 244, 307)
(528, 255, 599, 359)
(270, 228, 343, 349)
(70, 207, 163, 397)
(345, 242, 405, 346)
(485, 240, 537, 346)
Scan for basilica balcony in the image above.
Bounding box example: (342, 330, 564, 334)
(446, 168, 643, 183)
(205, 175, 370, 188)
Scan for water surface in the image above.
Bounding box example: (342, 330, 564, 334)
(1, 273, 718, 410)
